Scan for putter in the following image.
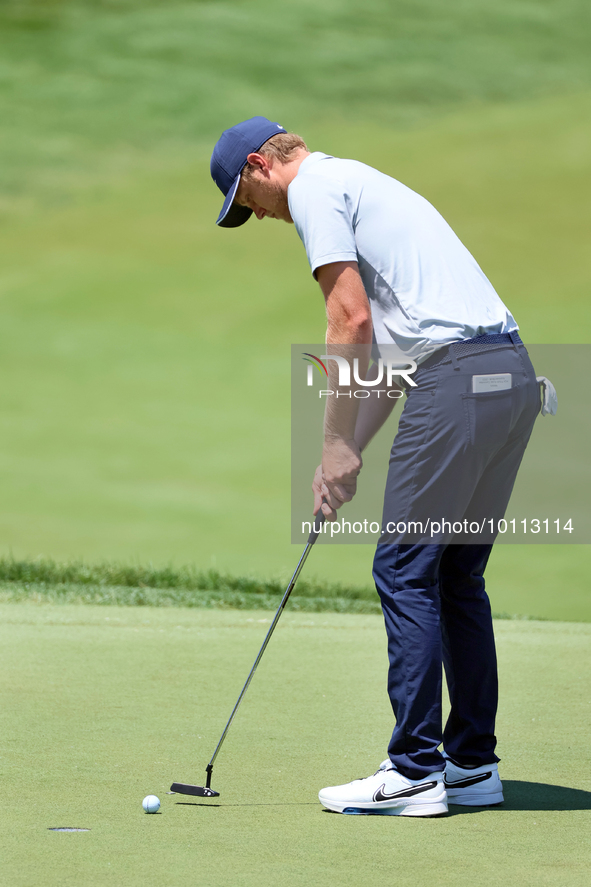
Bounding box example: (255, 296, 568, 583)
(171, 506, 327, 798)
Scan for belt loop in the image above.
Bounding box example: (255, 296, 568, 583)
(508, 330, 520, 349)
(449, 343, 460, 371)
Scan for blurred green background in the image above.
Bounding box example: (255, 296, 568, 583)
(0, 0, 590, 618)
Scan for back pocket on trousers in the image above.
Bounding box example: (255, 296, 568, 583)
(461, 388, 517, 449)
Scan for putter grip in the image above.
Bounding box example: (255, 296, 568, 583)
(307, 507, 327, 544)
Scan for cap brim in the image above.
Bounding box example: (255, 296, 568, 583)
(216, 174, 253, 228)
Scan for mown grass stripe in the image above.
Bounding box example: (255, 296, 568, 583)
(0, 559, 542, 618)
(0, 558, 378, 611)
(0, 582, 382, 614)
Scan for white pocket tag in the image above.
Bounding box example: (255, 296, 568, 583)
(472, 373, 512, 393)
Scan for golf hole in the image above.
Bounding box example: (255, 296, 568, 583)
(48, 828, 90, 832)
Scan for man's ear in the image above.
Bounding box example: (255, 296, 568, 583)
(245, 152, 271, 174)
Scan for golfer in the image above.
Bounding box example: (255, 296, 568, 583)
(210, 116, 541, 816)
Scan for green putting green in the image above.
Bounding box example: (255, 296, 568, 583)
(1, 603, 590, 886)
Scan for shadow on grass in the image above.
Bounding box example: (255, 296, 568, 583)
(176, 802, 318, 808)
(175, 782, 591, 812)
(501, 780, 591, 811)
(449, 781, 591, 814)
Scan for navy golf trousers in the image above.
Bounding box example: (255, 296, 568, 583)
(373, 334, 540, 779)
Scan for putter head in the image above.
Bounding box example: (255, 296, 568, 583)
(170, 782, 220, 798)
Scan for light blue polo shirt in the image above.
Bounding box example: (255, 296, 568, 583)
(288, 152, 517, 363)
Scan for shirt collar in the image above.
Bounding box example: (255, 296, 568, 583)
(296, 152, 333, 175)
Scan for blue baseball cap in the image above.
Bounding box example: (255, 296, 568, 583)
(210, 116, 287, 228)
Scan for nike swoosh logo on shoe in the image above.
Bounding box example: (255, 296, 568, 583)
(443, 772, 491, 789)
(373, 780, 439, 803)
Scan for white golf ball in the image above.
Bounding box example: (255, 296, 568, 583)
(142, 795, 161, 814)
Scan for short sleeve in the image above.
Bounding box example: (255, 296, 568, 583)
(288, 166, 358, 279)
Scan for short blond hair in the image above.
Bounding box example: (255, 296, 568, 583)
(241, 132, 308, 181)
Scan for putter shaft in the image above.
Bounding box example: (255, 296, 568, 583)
(205, 513, 326, 778)
(170, 508, 327, 797)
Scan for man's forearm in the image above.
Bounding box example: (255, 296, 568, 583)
(319, 262, 373, 441)
(323, 343, 371, 440)
(354, 387, 401, 452)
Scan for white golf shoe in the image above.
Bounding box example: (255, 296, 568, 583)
(443, 759, 504, 806)
(318, 760, 448, 816)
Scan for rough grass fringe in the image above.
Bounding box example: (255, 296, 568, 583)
(0, 557, 381, 613)
(0, 558, 537, 617)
